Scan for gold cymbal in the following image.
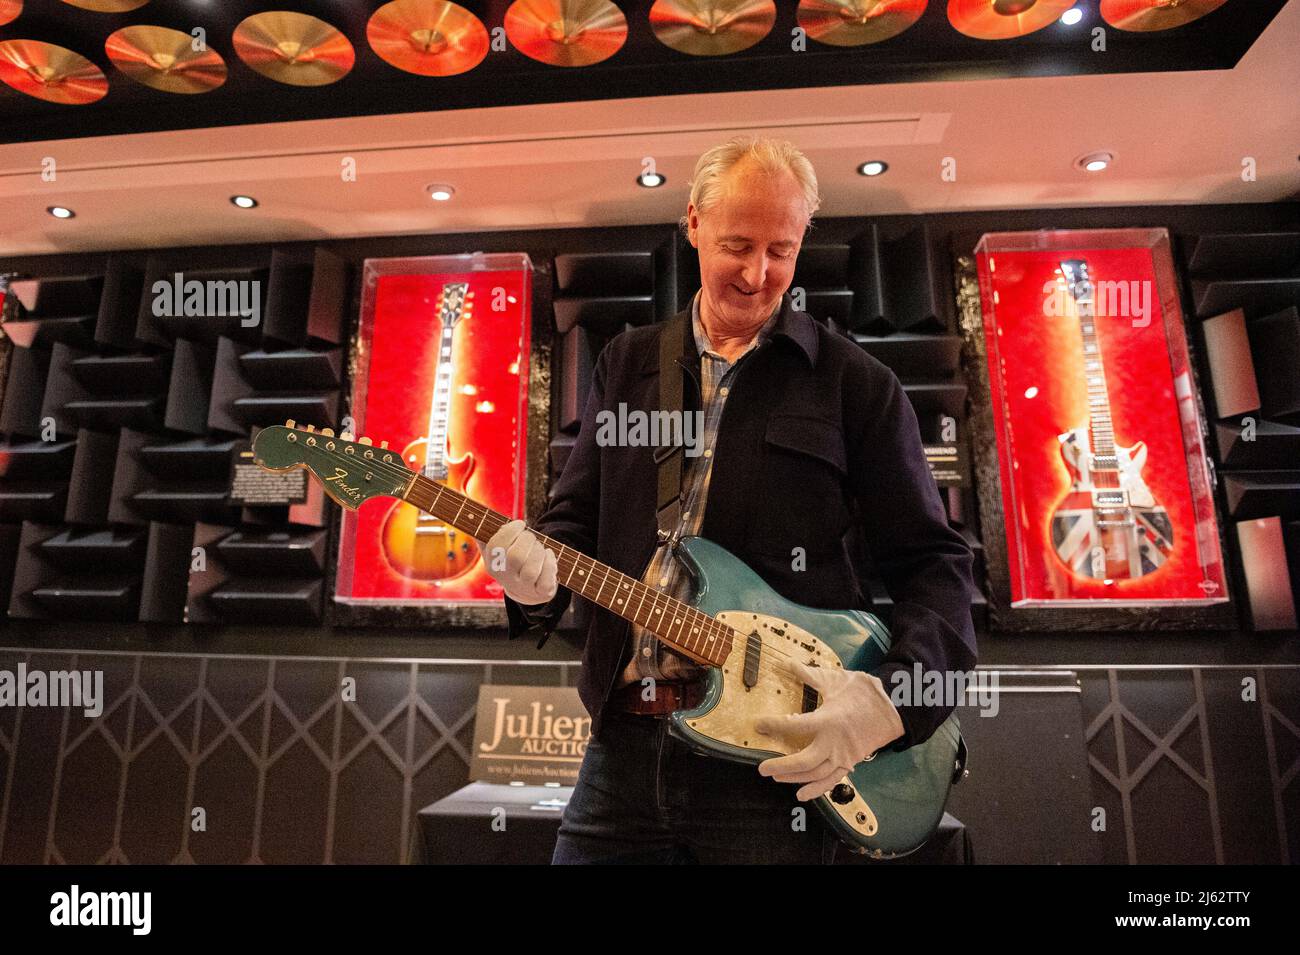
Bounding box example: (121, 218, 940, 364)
(0, 0, 21, 29)
(60, 0, 150, 11)
(0, 39, 108, 105)
(1100, 0, 1228, 32)
(504, 0, 628, 67)
(233, 11, 355, 87)
(367, 0, 489, 77)
(649, 0, 777, 56)
(798, 0, 927, 47)
(106, 25, 227, 94)
(947, 0, 1076, 39)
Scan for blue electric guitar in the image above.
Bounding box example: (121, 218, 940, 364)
(252, 422, 968, 857)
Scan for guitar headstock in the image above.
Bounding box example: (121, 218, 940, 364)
(1057, 258, 1093, 305)
(251, 421, 413, 510)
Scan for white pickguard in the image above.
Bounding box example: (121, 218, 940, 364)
(681, 610, 880, 840)
(1057, 425, 1156, 507)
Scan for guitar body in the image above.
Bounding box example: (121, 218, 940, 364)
(381, 437, 480, 581)
(665, 536, 965, 858)
(1050, 425, 1173, 580)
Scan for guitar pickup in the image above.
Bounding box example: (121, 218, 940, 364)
(743, 631, 762, 689)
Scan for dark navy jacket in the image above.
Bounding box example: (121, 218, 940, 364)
(505, 291, 978, 745)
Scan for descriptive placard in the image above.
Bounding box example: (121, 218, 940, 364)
(923, 442, 967, 487)
(229, 442, 307, 506)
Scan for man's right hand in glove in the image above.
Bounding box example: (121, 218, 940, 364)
(484, 519, 558, 606)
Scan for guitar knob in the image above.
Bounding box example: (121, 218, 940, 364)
(284, 419, 296, 429)
(321, 428, 334, 437)
(380, 440, 389, 449)
(359, 436, 373, 446)
(340, 432, 355, 442)
(304, 424, 315, 432)
(830, 783, 855, 805)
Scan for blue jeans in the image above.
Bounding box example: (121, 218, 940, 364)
(552, 710, 841, 864)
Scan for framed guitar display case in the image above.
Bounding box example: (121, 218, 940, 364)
(335, 253, 533, 609)
(956, 228, 1235, 632)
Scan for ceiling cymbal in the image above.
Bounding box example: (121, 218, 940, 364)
(947, 0, 1075, 39)
(60, 0, 150, 11)
(0, 39, 108, 105)
(505, 0, 628, 67)
(798, 0, 927, 47)
(233, 11, 355, 87)
(367, 0, 489, 77)
(0, 1, 21, 29)
(1100, 0, 1228, 32)
(649, 0, 777, 56)
(106, 26, 227, 94)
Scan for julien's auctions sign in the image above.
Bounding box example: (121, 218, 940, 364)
(469, 685, 591, 785)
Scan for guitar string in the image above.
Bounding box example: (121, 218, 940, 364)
(317, 442, 822, 683)
(327, 446, 821, 685)
(324, 446, 817, 688)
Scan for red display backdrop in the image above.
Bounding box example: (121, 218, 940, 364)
(336, 254, 532, 604)
(974, 230, 1227, 607)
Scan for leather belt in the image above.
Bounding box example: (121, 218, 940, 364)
(610, 678, 705, 716)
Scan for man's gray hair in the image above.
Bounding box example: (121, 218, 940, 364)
(678, 135, 821, 235)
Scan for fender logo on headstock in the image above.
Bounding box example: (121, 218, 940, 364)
(324, 468, 361, 501)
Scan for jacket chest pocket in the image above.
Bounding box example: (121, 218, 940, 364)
(745, 413, 851, 557)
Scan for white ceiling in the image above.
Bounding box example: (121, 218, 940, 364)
(1, 0, 1297, 258)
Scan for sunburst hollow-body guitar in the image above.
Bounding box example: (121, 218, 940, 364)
(380, 282, 479, 582)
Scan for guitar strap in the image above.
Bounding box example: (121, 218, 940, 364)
(653, 310, 689, 546)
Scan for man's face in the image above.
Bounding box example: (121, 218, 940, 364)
(687, 158, 807, 328)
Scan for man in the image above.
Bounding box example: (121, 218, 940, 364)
(482, 136, 977, 864)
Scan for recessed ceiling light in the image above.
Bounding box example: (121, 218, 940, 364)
(857, 161, 888, 177)
(1075, 151, 1113, 172)
(47, 206, 75, 219)
(230, 195, 258, 208)
(427, 184, 455, 201)
(1060, 8, 1083, 26)
(637, 172, 665, 188)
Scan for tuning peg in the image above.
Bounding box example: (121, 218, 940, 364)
(358, 436, 373, 446)
(340, 432, 354, 442)
(379, 440, 389, 449)
(304, 424, 316, 432)
(321, 428, 334, 437)
(285, 419, 296, 429)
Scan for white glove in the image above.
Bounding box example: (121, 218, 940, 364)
(755, 660, 905, 801)
(483, 519, 558, 606)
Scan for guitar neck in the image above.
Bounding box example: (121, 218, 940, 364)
(1076, 297, 1116, 459)
(401, 472, 732, 667)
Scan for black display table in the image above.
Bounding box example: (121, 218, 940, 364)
(414, 781, 972, 864)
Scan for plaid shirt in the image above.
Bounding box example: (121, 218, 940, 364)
(619, 291, 781, 686)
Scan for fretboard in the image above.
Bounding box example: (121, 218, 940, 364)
(423, 321, 457, 481)
(1074, 297, 1116, 459)
(401, 472, 734, 667)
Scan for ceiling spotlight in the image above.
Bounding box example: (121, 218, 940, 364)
(857, 161, 888, 177)
(230, 195, 258, 208)
(1075, 151, 1113, 172)
(47, 205, 75, 219)
(427, 184, 455, 201)
(1060, 8, 1083, 26)
(637, 172, 665, 188)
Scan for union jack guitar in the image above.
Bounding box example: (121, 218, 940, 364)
(1049, 259, 1173, 581)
